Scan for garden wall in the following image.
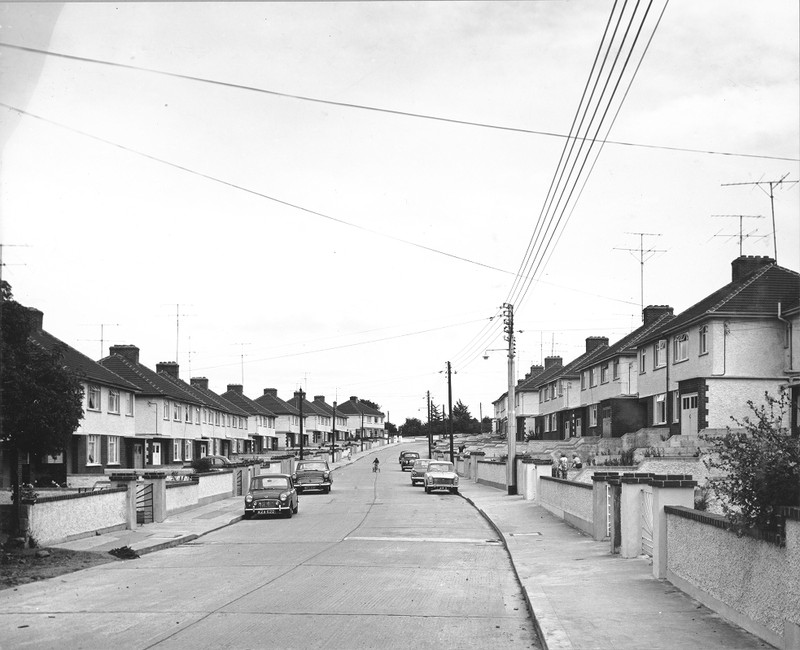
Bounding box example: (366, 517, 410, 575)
(196, 470, 234, 505)
(476, 459, 506, 490)
(539, 476, 594, 536)
(165, 480, 199, 515)
(26, 489, 128, 546)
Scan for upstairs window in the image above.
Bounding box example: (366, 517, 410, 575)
(655, 339, 667, 368)
(613, 359, 620, 380)
(589, 367, 597, 387)
(184, 405, 191, 423)
(126, 392, 134, 416)
(87, 385, 101, 411)
(163, 401, 170, 420)
(581, 371, 587, 390)
(699, 326, 709, 355)
(108, 389, 120, 414)
(173, 402, 181, 421)
(639, 348, 647, 374)
(600, 364, 609, 384)
(674, 333, 689, 362)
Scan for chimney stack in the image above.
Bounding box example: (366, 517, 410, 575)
(642, 305, 674, 326)
(585, 336, 609, 352)
(350, 396, 358, 402)
(731, 255, 774, 282)
(191, 377, 209, 390)
(544, 356, 562, 369)
(110, 345, 140, 364)
(227, 384, 243, 394)
(26, 308, 44, 332)
(263, 388, 278, 397)
(314, 395, 326, 403)
(156, 362, 179, 378)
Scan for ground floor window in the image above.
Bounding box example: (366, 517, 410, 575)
(107, 436, 120, 465)
(173, 439, 182, 462)
(184, 440, 193, 461)
(589, 405, 598, 427)
(654, 393, 667, 424)
(87, 435, 101, 465)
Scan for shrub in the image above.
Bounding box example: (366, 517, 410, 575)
(702, 390, 800, 533)
(620, 448, 636, 465)
(190, 457, 214, 473)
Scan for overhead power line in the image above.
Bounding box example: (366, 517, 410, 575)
(0, 42, 794, 163)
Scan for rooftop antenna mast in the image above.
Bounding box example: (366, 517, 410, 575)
(233, 342, 252, 385)
(79, 323, 120, 358)
(722, 174, 797, 262)
(710, 214, 766, 256)
(614, 232, 666, 319)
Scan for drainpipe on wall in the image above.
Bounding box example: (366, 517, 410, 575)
(777, 302, 795, 371)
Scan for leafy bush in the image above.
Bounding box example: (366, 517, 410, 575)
(190, 457, 214, 473)
(702, 390, 800, 533)
(620, 448, 636, 465)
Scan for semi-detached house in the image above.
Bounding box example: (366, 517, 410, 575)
(336, 396, 386, 440)
(634, 256, 800, 436)
(254, 389, 300, 450)
(220, 384, 278, 452)
(312, 396, 350, 443)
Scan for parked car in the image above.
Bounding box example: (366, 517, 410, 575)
(186, 454, 235, 472)
(399, 451, 420, 471)
(243, 474, 298, 519)
(410, 458, 432, 486)
(292, 459, 332, 493)
(424, 460, 459, 494)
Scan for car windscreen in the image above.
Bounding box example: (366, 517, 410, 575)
(296, 462, 327, 471)
(412, 460, 431, 469)
(251, 477, 289, 490)
(428, 463, 453, 472)
(403, 453, 419, 460)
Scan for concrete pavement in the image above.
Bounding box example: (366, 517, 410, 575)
(49, 447, 771, 649)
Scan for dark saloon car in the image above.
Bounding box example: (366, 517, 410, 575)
(399, 451, 420, 471)
(410, 458, 432, 486)
(292, 459, 332, 493)
(243, 474, 299, 519)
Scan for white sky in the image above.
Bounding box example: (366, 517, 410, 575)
(1, 1, 798, 425)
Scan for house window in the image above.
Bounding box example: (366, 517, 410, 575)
(581, 371, 587, 390)
(655, 340, 667, 368)
(601, 364, 609, 384)
(107, 436, 120, 465)
(654, 394, 667, 424)
(699, 326, 708, 355)
(543, 416, 549, 433)
(589, 405, 598, 427)
(108, 389, 120, 414)
(173, 402, 181, 421)
(589, 367, 597, 387)
(164, 401, 170, 420)
(184, 405, 191, 422)
(215, 411, 220, 426)
(126, 392, 134, 416)
(539, 389, 543, 403)
(184, 440, 193, 461)
(613, 359, 620, 380)
(87, 385, 101, 411)
(551, 414, 558, 431)
(672, 392, 680, 423)
(173, 440, 181, 461)
(558, 381, 564, 397)
(639, 348, 647, 373)
(549, 384, 556, 400)
(87, 435, 101, 465)
(195, 407, 201, 424)
(674, 333, 689, 362)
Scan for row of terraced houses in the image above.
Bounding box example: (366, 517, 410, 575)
(1, 309, 386, 488)
(492, 256, 800, 441)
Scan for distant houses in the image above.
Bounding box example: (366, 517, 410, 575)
(0, 311, 387, 488)
(493, 256, 800, 442)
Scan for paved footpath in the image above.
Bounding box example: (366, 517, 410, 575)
(51, 449, 772, 649)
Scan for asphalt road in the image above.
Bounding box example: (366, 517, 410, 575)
(0, 444, 539, 649)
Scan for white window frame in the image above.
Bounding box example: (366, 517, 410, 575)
(107, 435, 120, 465)
(184, 404, 191, 423)
(589, 367, 597, 387)
(164, 401, 170, 420)
(108, 389, 120, 414)
(601, 364, 609, 384)
(543, 416, 549, 433)
(672, 392, 680, 423)
(654, 393, 667, 425)
(87, 385, 101, 411)
(173, 439, 182, 461)
(589, 404, 598, 427)
(581, 371, 587, 390)
(184, 440, 193, 461)
(173, 402, 181, 422)
(87, 434, 101, 465)
(699, 325, 708, 355)
(639, 348, 647, 374)
(655, 339, 667, 368)
(126, 392, 134, 416)
(674, 333, 689, 362)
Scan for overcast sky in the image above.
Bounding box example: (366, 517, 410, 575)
(1, 1, 798, 426)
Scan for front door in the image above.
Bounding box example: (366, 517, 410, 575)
(151, 441, 162, 465)
(133, 443, 144, 469)
(680, 393, 698, 435)
(564, 422, 570, 439)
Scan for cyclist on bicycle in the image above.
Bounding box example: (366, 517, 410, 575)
(372, 458, 380, 472)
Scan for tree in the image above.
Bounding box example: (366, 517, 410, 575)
(385, 421, 397, 436)
(399, 417, 423, 437)
(1, 281, 84, 494)
(702, 390, 800, 534)
(452, 399, 480, 434)
(359, 398, 380, 411)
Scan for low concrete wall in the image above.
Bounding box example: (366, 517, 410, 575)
(539, 476, 594, 536)
(165, 480, 200, 515)
(27, 489, 128, 546)
(196, 470, 234, 505)
(477, 459, 506, 490)
(665, 506, 800, 649)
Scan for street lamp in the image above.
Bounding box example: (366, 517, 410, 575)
(331, 400, 337, 461)
(298, 388, 305, 461)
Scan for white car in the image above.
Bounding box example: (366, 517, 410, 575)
(424, 460, 459, 494)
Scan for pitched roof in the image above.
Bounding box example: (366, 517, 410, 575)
(29, 329, 140, 393)
(253, 391, 300, 416)
(220, 388, 276, 418)
(311, 397, 342, 418)
(576, 311, 676, 369)
(336, 397, 384, 417)
(284, 393, 327, 417)
(516, 362, 563, 392)
(160, 373, 250, 417)
(639, 262, 800, 345)
(99, 354, 200, 402)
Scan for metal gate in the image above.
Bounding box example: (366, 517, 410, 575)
(235, 469, 243, 496)
(136, 482, 154, 525)
(641, 490, 654, 557)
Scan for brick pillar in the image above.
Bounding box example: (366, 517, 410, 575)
(649, 475, 696, 579)
(110, 472, 138, 530)
(591, 472, 619, 541)
(142, 472, 167, 523)
(619, 474, 653, 558)
(471, 452, 485, 481)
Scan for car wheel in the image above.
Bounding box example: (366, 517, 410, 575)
(292, 502, 298, 514)
(285, 508, 293, 519)
(451, 488, 458, 495)
(324, 486, 330, 494)
(296, 487, 304, 494)
(424, 486, 430, 494)
(243, 511, 252, 520)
